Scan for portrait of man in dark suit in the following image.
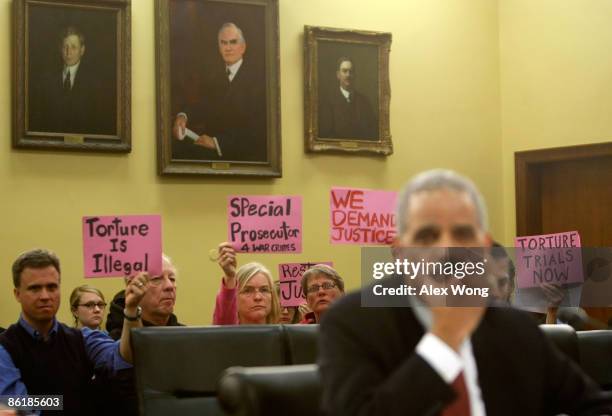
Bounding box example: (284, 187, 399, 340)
(171, 22, 267, 163)
(29, 25, 116, 136)
(319, 56, 378, 140)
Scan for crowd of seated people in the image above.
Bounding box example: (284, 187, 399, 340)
(213, 242, 346, 325)
(0, 249, 147, 415)
(1, 170, 610, 415)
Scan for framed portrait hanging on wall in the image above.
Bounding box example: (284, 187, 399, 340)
(155, 0, 281, 177)
(304, 25, 392, 156)
(13, 0, 131, 152)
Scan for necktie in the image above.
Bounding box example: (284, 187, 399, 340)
(63, 70, 71, 92)
(226, 68, 232, 82)
(346, 92, 351, 103)
(442, 372, 470, 416)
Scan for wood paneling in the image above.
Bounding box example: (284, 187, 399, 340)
(515, 142, 612, 326)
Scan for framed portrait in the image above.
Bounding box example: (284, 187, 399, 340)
(304, 26, 392, 156)
(13, 0, 131, 152)
(155, 0, 281, 177)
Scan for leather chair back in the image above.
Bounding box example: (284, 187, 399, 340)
(539, 324, 580, 363)
(284, 324, 319, 364)
(578, 330, 612, 390)
(131, 325, 285, 416)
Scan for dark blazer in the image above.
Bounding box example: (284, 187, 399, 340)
(318, 87, 378, 140)
(29, 61, 116, 135)
(319, 287, 611, 416)
(172, 59, 267, 162)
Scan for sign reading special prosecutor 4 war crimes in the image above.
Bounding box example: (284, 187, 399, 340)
(330, 187, 397, 245)
(514, 231, 583, 289)
(278, 262, 333, 306)
(82, 215, 162, 278)
(228, 195, 302, 253)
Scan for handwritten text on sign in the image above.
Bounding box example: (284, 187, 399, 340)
(514, 231, 583, 289)
(330, 187, 397, 245)
(228, 196, 302, 253)
(83, 215, 162, 278)
(278, 262, 333, 307)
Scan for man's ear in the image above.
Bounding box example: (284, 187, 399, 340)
(391, 236, 400, 249)
(483, 233, 493, 247)
(14, 287, 21, 303)
(81, 45, 86, 57)
(390, 236, 403, 259)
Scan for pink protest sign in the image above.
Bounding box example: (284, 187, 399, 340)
(82, 215, 162, 278)
(514, 231, 583, 288)
(278, 262, 333, 307)
(227, 195, 302, 253)
(330, 187, 397, 245)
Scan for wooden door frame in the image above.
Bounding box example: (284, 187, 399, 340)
(515, 142, 612, 237)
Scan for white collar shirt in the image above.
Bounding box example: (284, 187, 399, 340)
(62, 61, 81, 89)
(226, 58, 243, 82)
(412, 300, 487, 416)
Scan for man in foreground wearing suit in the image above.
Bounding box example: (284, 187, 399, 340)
(319, 169, 611, 415)
(172, 22, 267, 162)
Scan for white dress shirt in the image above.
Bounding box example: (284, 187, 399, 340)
(226, 58, 243, 82)
(340, 86, 351, 102)
(412, 304, 487, 416)
(62, 61, 81, 89)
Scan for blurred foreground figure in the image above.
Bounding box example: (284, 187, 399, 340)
(319, 169, 611, 416)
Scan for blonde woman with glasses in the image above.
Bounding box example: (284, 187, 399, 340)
(213, 242, 280, 325)
(69, 285, 107, 330)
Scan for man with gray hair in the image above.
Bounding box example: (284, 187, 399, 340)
(106, 254, 183, 340)
(172, 22, 266, 162)
(319, 169, 611, 415)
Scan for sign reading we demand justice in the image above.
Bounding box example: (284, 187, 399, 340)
(330, 187, 397, 245)
(228, 195, 302, 253)
(514, 231, 583, 289)
(82, 215, 162, 278)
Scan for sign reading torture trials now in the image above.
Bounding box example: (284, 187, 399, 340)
(514, 231, 583, 289)
(278, 262, 333, 306)
(82, 215, 162, 278)
(330, 187, 396, 245)
(228, 195, 302, 253)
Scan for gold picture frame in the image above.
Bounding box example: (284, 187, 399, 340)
(155, 0, 281, 177)
(13, 0, 131, 152)
(304, 25, 392, 155)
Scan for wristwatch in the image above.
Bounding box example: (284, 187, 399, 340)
(123, 306, 142, 321)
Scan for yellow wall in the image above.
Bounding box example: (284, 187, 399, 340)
(0, 0, 503, 327)
(499, 0, 612, 242)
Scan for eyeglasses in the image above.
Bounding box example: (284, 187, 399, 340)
(78, 302, 107, 310)
(240, 286, 272, 297)
(306, 282, 337, 294)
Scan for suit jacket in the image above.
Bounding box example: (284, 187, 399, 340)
(319, 285, 611, 416)
(29, 61, 116, 135)
(172, 59, 267, 162)
(318, 87, 378, 140)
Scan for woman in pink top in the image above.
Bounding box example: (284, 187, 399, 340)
(213, 242, 280, 325)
